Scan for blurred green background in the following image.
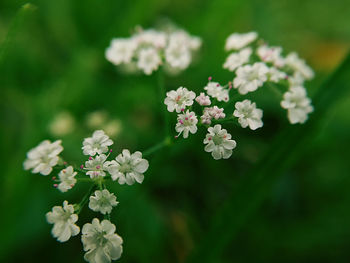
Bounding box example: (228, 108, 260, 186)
(1, 0, 350, 262)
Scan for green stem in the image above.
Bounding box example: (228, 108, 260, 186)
(75, 184, 97, 214)
(143, 137, 171, 158)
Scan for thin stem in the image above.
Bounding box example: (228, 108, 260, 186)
(157, 68, 171, 137)
(143, 137, 171, 158)
(76, 184, 97, 214)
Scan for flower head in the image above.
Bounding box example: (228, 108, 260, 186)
(233, 100, 263, 130)
(46, 200, 80, 242)
(24, 140, 63, 175)
(201, 106, 226, 124)
(257, 45, 285, 67)
(105, 38, 137, 65)
(223, 47, 252, 72)
(82, 130, 113, 156)
(165, 41, 191, 70)
(85, 154, 109, 178)
(233, 62, 269, 94)
(107, 150, 149, 185)
(82, 218, 123, 263)
(175, 110, 198, 138)
(89, 189, 118, 215)
(225, 32, 258, 51)
(268, 67, 287, 83)
(285, 52, 314, 80)
(164, 87, 196, 113)
(57, 166, 77, 193)
(195, 92, 211, 106)
(281, 86, 313, 124)
(204, 82, 229, 102)
(137, 47, 162, 75)
(203, 124, 237, 160)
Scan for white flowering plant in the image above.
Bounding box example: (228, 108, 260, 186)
(23, 28, 316, 263)
(164, 31, 315, 160)
(105, 25, 201, 75)
(24, 129, 151, 263)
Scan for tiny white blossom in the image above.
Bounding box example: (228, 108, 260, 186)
(268, 67, 287, 82)
(85, 154, 109, 179)
(225, 32, 258, 51)
(175, 110, 198, 138)
(233, 100, 263, 130)
(135, 29, 167, 48)
(223, 47, 252, 72)
(168, 30, 202, 50)
(204, 82, 229, 102)
(195, 92, 211, 106)
(281, 86, 313, 124)
(46, 200, 80, 242)
(201, 106, 226, 125)
(82, 218, 123, 263)
(203, 124, 237, 160)
(107, 150, 149, 185)
(57, 166, 77, 193)
(233, 62, 269, 94)
(82, 130, 113, 156)
(164, 87, 196, 113)
(285, 52, 314, 80)
(165, 41, 191, 70)
(257, 45, 285, 67)
(24, 140, 63, 176)
(137, 47, 161, 75)
(89, 189, 119, 215)
(105, 38, 137, 65)
(288, 71, 305, 87)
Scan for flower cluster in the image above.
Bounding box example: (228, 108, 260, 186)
(164, 32, 315, 159)
(24, 130, 149, 263)
(106, 27, 201, 75)
(223, 31, 314, 124)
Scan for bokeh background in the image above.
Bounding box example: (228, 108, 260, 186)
(1, 0, 350, 262)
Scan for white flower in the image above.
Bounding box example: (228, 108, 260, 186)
(49, 111, 75, 137)
(165, 41, 191, 70)
(89, 189, 118, 215)
(107, 150, 149, 185)
(135, 29, 167, 48)
(233, 62, 269, 94)
(82, 218, 123, 263)
(233, 100, 263, 130)
(164, 87, 196, 113)
(82, 130, 113, 156)
(203, 124, 237, 160)
(168, 30, 202, 50)
(175, 110, 198, 138)
(24, 140, 63, 176)
(281, 86, 313, 124)
(285, 52, 314, 80)
(268, 67, 287, 82)
(204, 82, 229, 102)
(46, 200, 80, 242)
(223, 47, 252, 72)
(201, 106, 226, 124)
(195, 92, 211, 106)
(137, 47, 161, 75)
(105, 38, 137, 65)
(225, 32, 258, 51)
(57, 166, 77, 193)
(288, 71, 305, 87)
(257, 45, 285, 67)
(85, 154, 109, 179)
